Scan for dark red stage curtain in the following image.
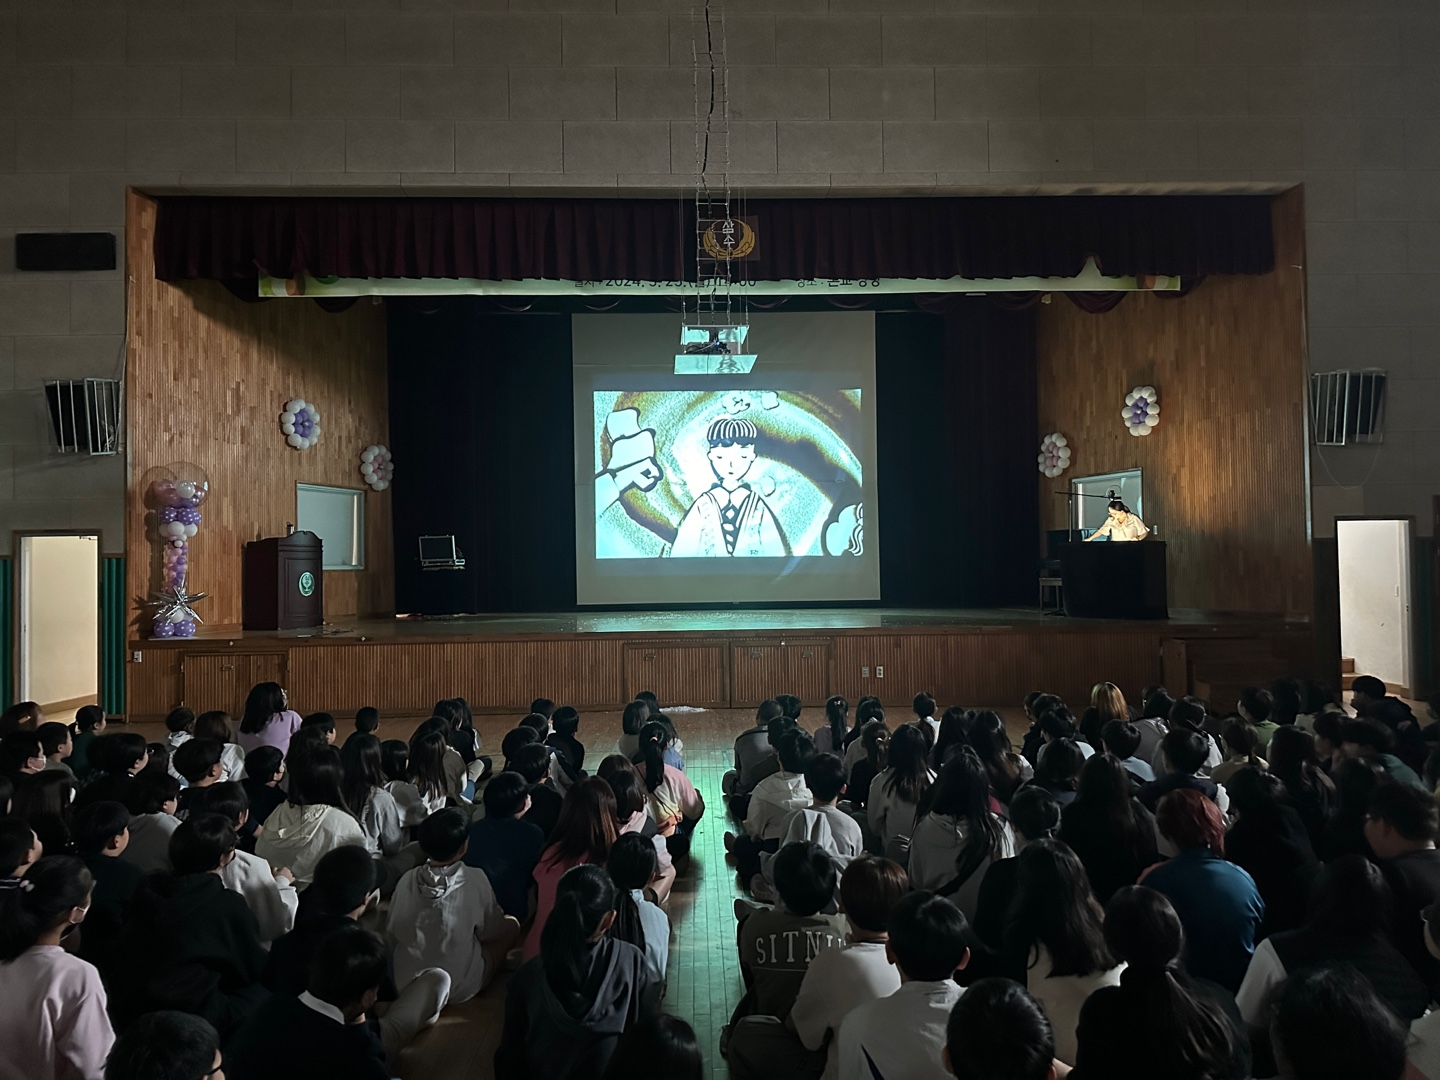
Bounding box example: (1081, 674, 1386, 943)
(153, 195, 1275, 285)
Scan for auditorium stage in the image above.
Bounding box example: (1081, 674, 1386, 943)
(126, 606, 1315, 725)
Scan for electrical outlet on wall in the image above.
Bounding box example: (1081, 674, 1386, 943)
(132, 651, 142, 663)
(861, 666, 870, 678)
(876, 665, 885, 678)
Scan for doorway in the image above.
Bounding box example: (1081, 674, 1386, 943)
(16, 532, 100, 722)
(1336, 518, 1413, 695)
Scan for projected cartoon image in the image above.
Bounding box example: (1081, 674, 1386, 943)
(595, 389, 864, 559)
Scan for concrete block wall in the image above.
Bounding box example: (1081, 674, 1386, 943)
(1, 0, 1437, 549)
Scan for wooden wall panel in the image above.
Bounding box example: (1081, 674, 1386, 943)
(729, 640, 831, 708)
(124, 190, 394, 637)
(1035, 188, 1310, 615)
(623, 645, 729, 708)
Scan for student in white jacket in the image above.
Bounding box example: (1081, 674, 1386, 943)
(731, 730, 814, 882)
(387, 808, 522, 1003)
(867, 724, 935, 862)
(187, 781, 297, 944)
(907, 751, 1016, 922)
(254, 747, 366, 888)
(756, 754, 865, 901)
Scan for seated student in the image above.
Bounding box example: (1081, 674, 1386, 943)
(650, 711, 686, 771)
(606, 833, 670, 1009)
(755, 753, 865, 902)
(1100, 719, 1155, 785)
(299, 712, 338, 747)
(465, 771, 546, 922)
(388, 807, 521, 1003)
(0, 854, 115, 1080)
(501, 725, 540, 771)
(945, 978, 1059, 1080)
(255, 746, 365, 887)
(38, 721, 76, 780)
(635, 721, 704, 859)
(1139, 729, 1230, 817)
(908, 749, 1016, 920)
(73, 732, 150, 810)
(1023, 736, 1085, 808)
(64, 704, 106, 780)
(116, 813, 269, 1040)
(617, 699, 650, 761)
(514, 742, 565, 840)
(241, 745, 287, 830)
(604, 761, 677, 904)
(547, 706, 586, 790)
(813, 695, 849, 757)
(727, 841, 845, 1051)
(0, 816, 43, 878)
(120, 770, 181, 874)
(1271, 967, 1409, 1080)
(1237, 686, 1280, 749)
(723, 702, 788, 814)
(193, 712, 247, 784)
(1155, 697, 1223, 777)
(1209, 717, 1266, 789)
(972, 787, 1061, 955)
(835, 891, 970, 1080)
(788, 856, 908, 1080)
(163, 707, 195, 773)
(13, 768, 74, 856)
(408, 721, 467, 809)
(531, 697, 557, 730)
(1129, 689, 1172, 764)
(868, 724, 935, 862)
(353, 706, 379, 738)
(1035, 707, 1095, 763)
(1342, 717, 1428, 791)
(1059, 752, 1158, 906)
(496, 863, 649, 1080)
(733, 729, 813, 881)
(228, 924, 390, 1080)
(186, 782, 297, 945)
(846, 718, 889, 815)
(104, 1011, 221, 1080)
(339, 733, 421, 897)
(964, 710, 1033, 807)
(1223, 767, 1319, 937)
(523, 778, 619, 962)
(1071, 886, 1249, 1079)
(1365, 780, 1440, 994)
(378, 739, 427, 829)
(1143, 789, 1263, 995)
(264, 844, 451, 1064)
(173, 739, 226, 815)
(70, 801, 145, 980)
(911, 691, 940, 742)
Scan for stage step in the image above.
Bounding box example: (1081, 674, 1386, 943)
(1341, 657, 1356, 674)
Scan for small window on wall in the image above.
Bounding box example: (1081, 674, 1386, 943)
(297, 484, 364, 570)
(1071, 470, 1143, 533)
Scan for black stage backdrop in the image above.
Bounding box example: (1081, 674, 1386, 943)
(389, 300, 1037, 614)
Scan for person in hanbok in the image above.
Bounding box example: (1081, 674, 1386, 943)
(669, 416, 787, 558)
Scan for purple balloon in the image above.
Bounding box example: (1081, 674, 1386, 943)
(175, 621, 196, 638)
(153, 620, 175, 639)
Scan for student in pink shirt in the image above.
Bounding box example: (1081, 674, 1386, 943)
(522, 778, 618, 962)
(0, 855, 115, 1080)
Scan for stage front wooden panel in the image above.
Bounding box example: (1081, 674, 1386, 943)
(125, 618, 1313, 723)
(1035, 187, 1311, 617)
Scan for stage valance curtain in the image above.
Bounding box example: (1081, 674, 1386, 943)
(154, 195, 1275, 285)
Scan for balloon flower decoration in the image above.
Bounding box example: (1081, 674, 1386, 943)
(147, 463, 210, 639)
(1123, 385, 1160, 437)
(359, 445, 393, 491)
(1038, 432, 1071, 478)
(280, 398, 321, 450)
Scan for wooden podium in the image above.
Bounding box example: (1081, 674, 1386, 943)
(243, 532, 323, 631)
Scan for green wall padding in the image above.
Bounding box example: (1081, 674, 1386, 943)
(102, 556, 125, 716)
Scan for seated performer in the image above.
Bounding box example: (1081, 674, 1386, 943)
(1085, 500, 1149, 543)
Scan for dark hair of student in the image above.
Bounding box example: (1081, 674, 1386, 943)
(1330, 756, 1387, 835)
(0, 701, 43, 735)
(1271, 966, 1406, 1080)
(542, 863, 619, 1003)
(1350, 674, 1387, 700)
(1305, 680, 1340, 715)
(1220, 718, 1262, 767)
(841, 697, 881, 751)
(1238, 686, 1274, 724)
(310, 844, 376, 915)
(1100, 719, 1142, 760)
(36, 721, 71, 758)
(596, 754, 638, 782)
(289, 745, 354, 816)
(1035, 738, 1084, 792)
(778, 729, 815, 775)
(923, 748, 1008, 870)
(888, 890, 970, 981)
(607, 769, 647, 826)
(168, 812, 236, 875)
(1141, 687, 1175, 721)
(1038, 706, 1079, 742)
(1160, 729, 1208, 775)
(339, 733, 386, 818)
(1300, 854, 1394, 945)
(73, 704, 104, 733)
(376, 739, 408, 785)
(621, 700, 650, 736)
(519, 713, 550, 735)
(501, 726, 540, 767)
(601, 1015, 703, 1080)
(1226, 766, 1290, 824)
(860, 719, 890, 771)
(484, 771, 532, 819)
(407, 728, 449, 803)
(185, 781, 248, 827)
(172, 738, 224, 784)
(192, 711, 233, 744)
(1266, 725, 1333, 804)
(772, 840, 837, 918)
(104, 1010, 220, 1080)
(804, 752, 846, 803)
(1342, 717, 1395, 754)
(1270, 678, 1304, 726)
(126, 770, 181, 815)
(88, 732, 149, 776)
(1067, 753, 1152, 863)
(1102, 886, 1238, 1076)
(141, 743, 171, 778)
(883, 723, 933, 805)
(1168, 696, 1209, 734)
(1008, 786, 1061, 841)
(240, 681, 286, 736)
(13, 769, 74, 823)
(931, 707, 969, 769)
(243, 745, 284, 787)
(606, 833, 658, 955)
(913, 691, 936, 719)
(283, 724, 329, 778)
(636, 690, 660, 710)
(354, 706, 380, 733)
(0, 818, 36, 876)
(309, 923, 390, 1009)
(1156, 788, 1225, 855)
(70, 800, 129, 855)
(1008, 839, 1113, 978)
(1368, 781, 1440, 843)
(946, 977, 1055, 1080)
(418, 807, 469, 862)
(964, 711, 1022, 799)
(824, 695, 849, 749)
(838, 854, 909, 933)
(0, 731, 42, 777)
(512, 743, 551, 786)
(552, 706, 580, 736)
(637, 721, 672, 793)
(300, 712, 336, 736)
(543, 778, 618, 868)
(775, 694, 803, 721)
(1311, 709, 1345, 749)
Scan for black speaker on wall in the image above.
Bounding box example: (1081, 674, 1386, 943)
(15, 232, 117, 272)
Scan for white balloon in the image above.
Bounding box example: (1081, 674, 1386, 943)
(176, 481, 196, 499)
(361, 449, 376, 463)
(1058, 447, 1071, 460)
(376, 480, 389, 491)
(287, 433, 304, 448)
(1129, 426, 1144, 436)
(1144, 413, 1160, 426)
(1054, 435, 1067, 447)
(361, 463, 376, 477)
(280, 411, 295, 424)
(169, 609, 187, 624)
(281, 423, 295, 435)
(183, 524, 197, 538)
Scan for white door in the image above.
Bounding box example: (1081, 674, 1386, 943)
(1337, 518, 1413, 693)
(17, 533, 100, 721)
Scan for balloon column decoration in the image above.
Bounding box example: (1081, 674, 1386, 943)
(1037, 432, 1071, 478)
(359, 445, 393, 491)
(147, 463, 209, 639)
(280, 398, 322, 450)
(1123, 386, 1160, 437)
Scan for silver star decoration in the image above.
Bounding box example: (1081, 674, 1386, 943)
(151, 573, 207, 625)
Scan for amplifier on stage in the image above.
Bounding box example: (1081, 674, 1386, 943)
(244, 532, 323, 631)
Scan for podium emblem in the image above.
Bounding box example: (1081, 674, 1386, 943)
(298, 571, 315, 597)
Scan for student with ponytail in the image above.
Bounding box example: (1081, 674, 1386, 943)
(606, 833, 668, 1008)
(1070, 885, 1249, 1078)
(813, 695, 849, 755)
(635, 721, 704, 858)
(0, 855, 115, 1079)
(496, 864, 650, 1080)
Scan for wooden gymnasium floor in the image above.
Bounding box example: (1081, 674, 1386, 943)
(133, 704, 1031, 1080)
